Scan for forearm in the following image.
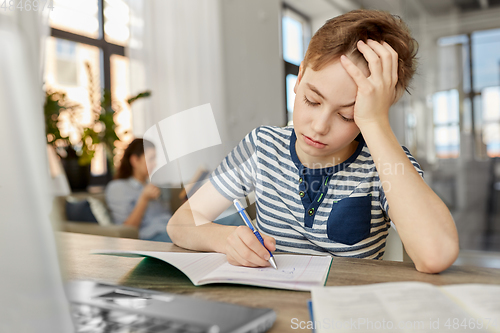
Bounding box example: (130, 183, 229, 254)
(123, 197, 149, 228)
(361, 120, 459, 273)
(167, 208, 237, 253)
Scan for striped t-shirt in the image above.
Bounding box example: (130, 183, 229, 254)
(210, 126, 424, 259)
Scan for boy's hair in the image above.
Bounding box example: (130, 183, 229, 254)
(303, 9, 418, 96)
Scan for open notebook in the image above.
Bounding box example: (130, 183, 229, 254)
(310, 282, 500, 333)
(92, 250, 333, 291)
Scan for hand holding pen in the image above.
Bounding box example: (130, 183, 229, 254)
(225, 199, 278, 269)
(232, 199, 277, 269)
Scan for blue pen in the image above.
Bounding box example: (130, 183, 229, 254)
(233, 199, 278, 269)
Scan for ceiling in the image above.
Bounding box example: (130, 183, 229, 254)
(282, 0, 354, 19)
(407, 0, 500, 15)
(283, 0, 500, 19)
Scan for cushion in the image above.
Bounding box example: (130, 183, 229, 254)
(65, 197, 98, 223)
(65, 196, 114, 226)
(87, 197, 113, 226)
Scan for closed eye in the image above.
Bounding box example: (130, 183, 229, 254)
(303, 96, 320, 107)
(304, 94, 354, 122)
(339, 114, 355, 122)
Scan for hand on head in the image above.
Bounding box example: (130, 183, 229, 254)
(340, 39, 400, 128)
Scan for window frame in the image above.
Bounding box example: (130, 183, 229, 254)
(282, 3, 311, 125)
(434, 30, 500, 159)
(432, 89, 461, 159)
(49, 0, 127, 185)
(50, 0, 125, 102)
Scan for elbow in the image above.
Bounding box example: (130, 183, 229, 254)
(414, 213, 460, 274)
(414, 240, 459, 274)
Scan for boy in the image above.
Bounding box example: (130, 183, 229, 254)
(167, 10, 459, 274)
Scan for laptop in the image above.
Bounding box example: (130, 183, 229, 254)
(0, 24, 275, 333)
(66, 280, 276, 333)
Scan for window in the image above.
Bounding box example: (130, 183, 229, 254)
(50, 0, 100, 39)
(282, 5, 310, 125)
(45, 0, 131, 181)
(44, 37, 101, 144)
(435, 28, 500, 159)
(110, 54, 132, 165)
(433, 90, 460, 158)
(481, 87, 500, 157)
(473, 28, 500, 158)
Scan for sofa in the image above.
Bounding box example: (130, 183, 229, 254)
(50, 187, 186, 239)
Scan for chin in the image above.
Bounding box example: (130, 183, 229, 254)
(303, 146, 325, 156)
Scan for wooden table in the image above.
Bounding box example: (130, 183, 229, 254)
(57, 232, 500, 332)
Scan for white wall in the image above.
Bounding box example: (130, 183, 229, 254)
(219, 0, 285, 149)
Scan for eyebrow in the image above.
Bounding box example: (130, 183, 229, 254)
(306, 83, 326, 100)
(306, 83, 355, 108)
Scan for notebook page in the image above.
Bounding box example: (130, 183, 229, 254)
(440, 284, 500, 332)
(202, 255, 332, 285)
(92, 250, 226, 285)
(311, 282, 475, 333)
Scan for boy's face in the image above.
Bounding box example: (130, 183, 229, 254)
(292, 58, 369, 167)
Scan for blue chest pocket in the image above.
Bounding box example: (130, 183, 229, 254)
(326, 195, 372, 245)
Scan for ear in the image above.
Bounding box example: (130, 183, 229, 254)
(293, 62, 304, 95)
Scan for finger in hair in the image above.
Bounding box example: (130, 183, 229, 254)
(382, 42, 399, 86)
(340, 55, 370, 88)
(366, 39, 394, 85)
(356, 40, 383, 79)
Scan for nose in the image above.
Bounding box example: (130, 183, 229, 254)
(310, 109, 331, 136)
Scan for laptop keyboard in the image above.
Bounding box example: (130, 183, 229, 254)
(70, 303, 217, 333)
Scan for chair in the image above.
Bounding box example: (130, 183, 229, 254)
(383, 222, 409, 262)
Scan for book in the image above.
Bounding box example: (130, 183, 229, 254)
(93, 250, 333, 291)
(309, 282, 500, 333)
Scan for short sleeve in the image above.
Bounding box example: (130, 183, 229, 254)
(209, 127, 259, 200)
(379, 146, 424, 218)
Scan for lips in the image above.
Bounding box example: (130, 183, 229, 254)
(306, 136, 324, 144)
(303, 134, 326, 148)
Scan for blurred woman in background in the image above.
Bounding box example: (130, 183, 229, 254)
(106, 138, 172, 242)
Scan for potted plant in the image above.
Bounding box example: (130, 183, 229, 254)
(44, 64, 151, 191)
(83, 62, 151, 175)
(44, 89, 91, 191)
